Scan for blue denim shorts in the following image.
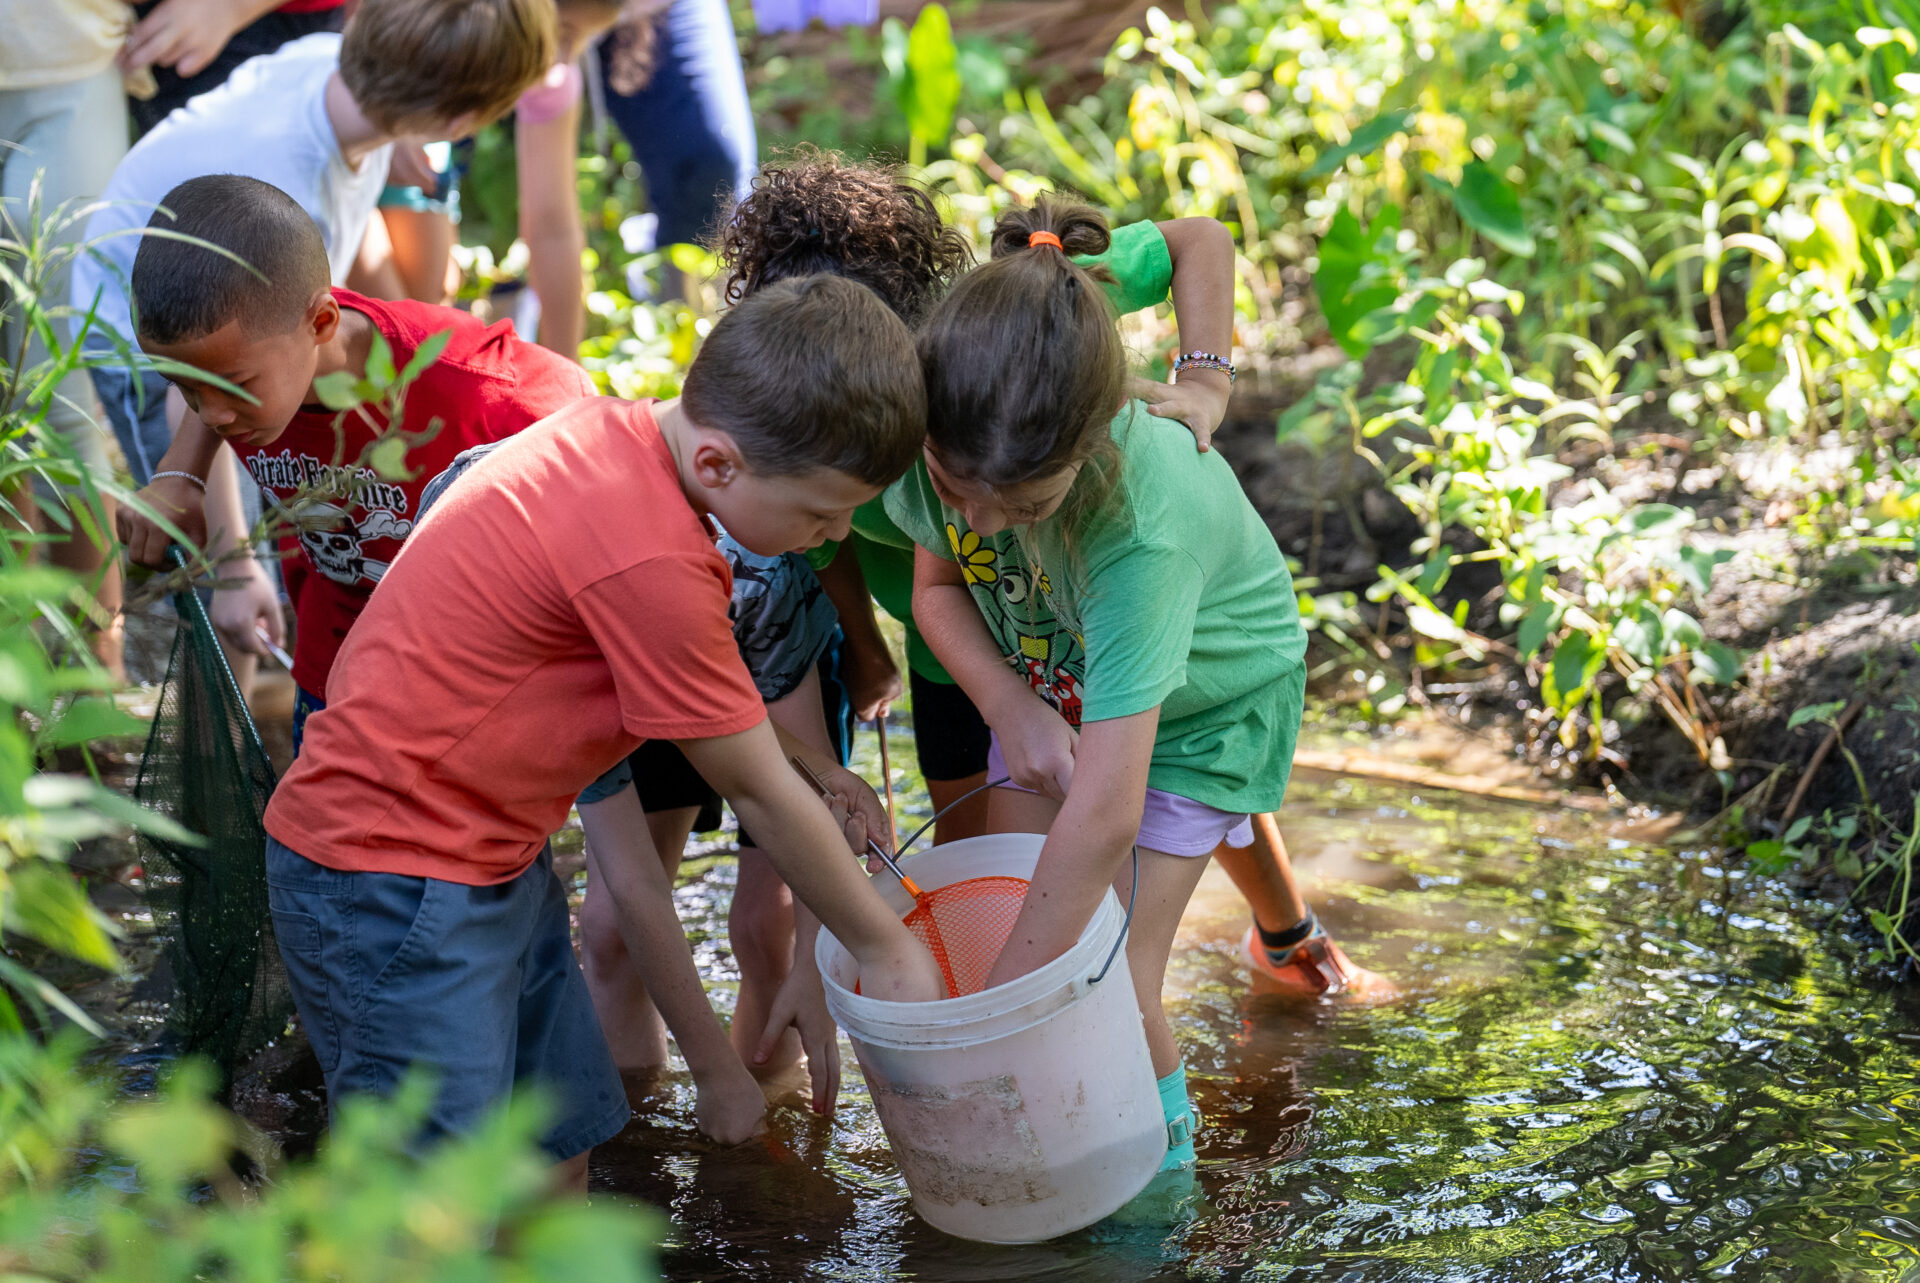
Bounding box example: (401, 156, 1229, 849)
(88, 362, 172, 484)
(264, 836, 630, 1161)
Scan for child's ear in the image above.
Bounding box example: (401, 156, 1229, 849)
(309, 292, 342, 345)
(687, 431, 746, 491)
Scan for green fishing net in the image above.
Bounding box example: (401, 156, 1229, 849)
(132, 573, 292, 1080)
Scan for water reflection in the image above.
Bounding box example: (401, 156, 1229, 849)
(600, 763, 1920, 1281)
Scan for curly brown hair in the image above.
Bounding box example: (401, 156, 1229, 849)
(716, 147, 973, 325)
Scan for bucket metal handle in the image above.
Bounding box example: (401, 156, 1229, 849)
(890, 773, 1138, 987)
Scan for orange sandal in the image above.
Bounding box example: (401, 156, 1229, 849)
(1243, 913, 1400, 1004)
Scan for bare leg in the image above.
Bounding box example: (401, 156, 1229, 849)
(378, 207, 459, 304)
(1213, 811, 1309, 933)
(579, 805, 698, 1069)
(553, 1149, 590, 1195)
(729, 671, 832, 1076)
(727, 849, 797, 1074)
(926, 770, 990, 845)
(1116, 848, 1212, 1077)
(1224, 812, 1398, 1003)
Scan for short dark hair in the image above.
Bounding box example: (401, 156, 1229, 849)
(131, 175, 330, 345)
(681, 275, 925, 486)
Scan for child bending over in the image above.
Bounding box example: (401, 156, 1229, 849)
(891, 200, 1391, 1187)
(725, 151, 1384, 998)
(116, 175, 594, 739)
(262, 276, 945, 1188)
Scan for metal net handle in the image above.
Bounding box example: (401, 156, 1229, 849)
(891, 773, 1135, 986)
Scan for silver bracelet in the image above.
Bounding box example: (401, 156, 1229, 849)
(150, 470, 207, 490)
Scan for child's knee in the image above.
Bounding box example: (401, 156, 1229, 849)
(578, 903, 629, 974)
(727, 881, 793, 969)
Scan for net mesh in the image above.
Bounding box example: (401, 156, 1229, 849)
(132, 583, 291, 1080)
(904, 875, 1031, 998)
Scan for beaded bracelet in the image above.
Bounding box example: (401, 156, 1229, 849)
(150, 470, 207, 489)
(1172, 350, 1236, 384)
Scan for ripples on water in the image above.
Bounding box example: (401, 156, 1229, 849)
(588, 767, 1920, 1282)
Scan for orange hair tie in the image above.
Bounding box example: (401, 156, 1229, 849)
(1027, 231, 1064, 250)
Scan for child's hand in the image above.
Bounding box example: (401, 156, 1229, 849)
(816, 763, 893, 860)
(118, 474, 207, 567)
(1134, 370, 1231, 452)
(118, 0, 258, 79)
(692, 1061, 769, 1144)
(753, 965, 840, 1115)
(210, 560, 284, 659)
(843, 639, 903, 722)
(995, 694, 1078, 801)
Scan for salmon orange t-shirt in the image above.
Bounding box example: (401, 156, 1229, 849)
(232, 288, 594, 700)
(263, 398, 767, 885)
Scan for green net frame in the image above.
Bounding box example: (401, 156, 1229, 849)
(132, 560, 292, 1079)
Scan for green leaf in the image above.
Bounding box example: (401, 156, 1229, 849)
(1445, 161, 1537, 257)
(1517, 599, 1558, 659)
(35, 695, 145, 750)
(1662, 609, 1705, 650)
(1692, 639, 1743, 686)
(311, 370, 365, 412)
(397, 327, 453, 388)
(1307, 110, 1415, 177)
(1625, 503, 1691, 537)
(5, 859, 121, 971)
(1406, 603, 1466, 642)
(1543, 628, 1605, 712)
(367, 435, 415, 482)
(901, 4, 961, 148)
(1314, 204, 1402, 357)
(1677, 545, 1734, 597)
(1834, 845, 1864, 880)
(365, 331, 397, 390)
(1787, 699, 1846, 730)
(1746, 838, 1790, 874)
(1613, 604, 1665, 665)
(23, 774, 204, 847)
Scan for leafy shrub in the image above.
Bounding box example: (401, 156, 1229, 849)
(0, 1038, 661, 1283)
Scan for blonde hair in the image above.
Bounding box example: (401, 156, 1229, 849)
(340, 0, 558, 135)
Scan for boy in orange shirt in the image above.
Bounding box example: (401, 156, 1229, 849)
(263, 276, 945, 1186)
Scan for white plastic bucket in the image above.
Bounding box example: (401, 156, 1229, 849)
(816, 833, 1166, 1243)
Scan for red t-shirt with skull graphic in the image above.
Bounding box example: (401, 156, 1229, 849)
(232, 289, 594, 699)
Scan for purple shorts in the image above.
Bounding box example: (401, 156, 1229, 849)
(986, 734, 1255, 858)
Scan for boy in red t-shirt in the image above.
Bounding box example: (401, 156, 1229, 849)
(117, 174, 594, 739)
(263, 271, 944, 1184)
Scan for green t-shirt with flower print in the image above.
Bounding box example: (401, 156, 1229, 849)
(884, 400, 1308, 815)
(822, 219, 1177, 685)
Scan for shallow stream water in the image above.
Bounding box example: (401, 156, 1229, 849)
(582, 739, 1920, 1282)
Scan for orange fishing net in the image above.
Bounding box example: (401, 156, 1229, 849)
(905, 875, 1032, 998)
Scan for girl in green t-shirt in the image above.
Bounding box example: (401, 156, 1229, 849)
(900, 198, 1394, 1177)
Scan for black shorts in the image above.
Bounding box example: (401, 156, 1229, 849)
(585, 635, 855, 847)
(909, 669, 991, 783)
(130, 4, 347, 137)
